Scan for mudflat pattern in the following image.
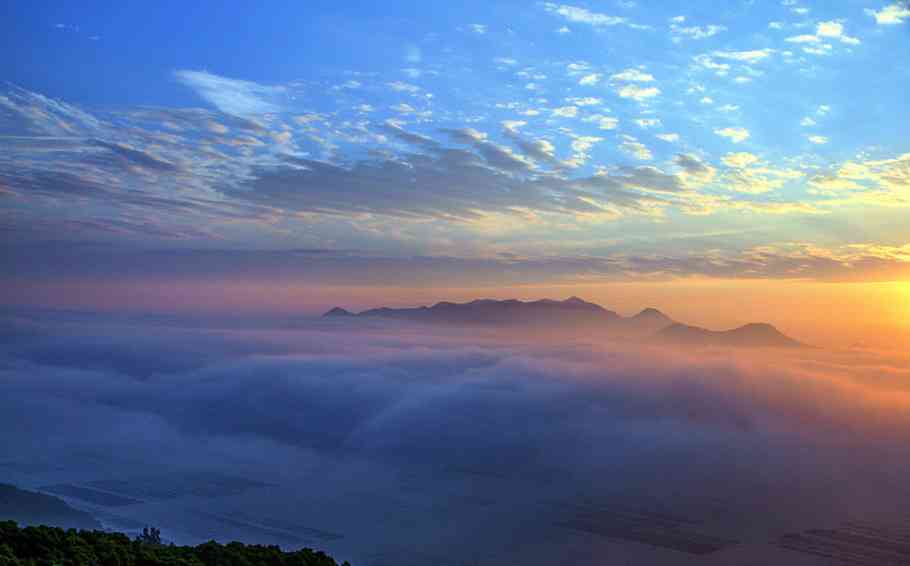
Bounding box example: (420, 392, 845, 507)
(779, 521, 910, 564)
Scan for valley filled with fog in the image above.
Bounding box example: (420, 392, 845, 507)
(3, 309, 910, 565)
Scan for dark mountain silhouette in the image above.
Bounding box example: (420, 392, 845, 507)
(327, 296, 620, 327)
(0, 484, 100, 530)
(323, 297, 804, 348)
(323, 307, 353, 317)
(656, 322, 803, 348)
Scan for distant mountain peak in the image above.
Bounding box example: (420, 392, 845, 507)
(656, 321, 802, 348)
(323, 307, 353, 317)
(633, 307, 669, 319)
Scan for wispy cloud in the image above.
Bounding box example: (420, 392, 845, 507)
(669, 21, 726, 41)
(711, 49, 774, 63)
(175, 70, 285, 115)
(541, 3, 628, 27)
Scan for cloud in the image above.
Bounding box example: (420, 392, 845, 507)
(866, 3, 910, 24)
(808, 135, 829, 145)
(717, 155, 803, 194)
(0, 86, 106, 136)
(785, 34, 819, 43)
(5, 310, 910, 566)
(806, 153, 910, 205)
(390, 104, 431, 119)
(468, 23, 487, 34)
(616, 85, 661, 101)
(578, 73, 601, 85)
(91, 140, 180, 172)
(381, 121, 440, 148)
(541, 3, 628, 27)
(669, 22, 727, 41)
(566, 61, 591, 73)
(0, 57, 904, 293)
(334, 80, 361, 90)
(619, 137, 652, 160)
(815, 20, 861, 44)
(610, 68, 654, 82)
(206, 120, 229, 134)
(582, 114, 619, 130)
(634, 118, 661, 128)
(190, 120, 700, 222)
(174, 70, 285, 115)
(551, 106, 579, 118)
(6, 226, 910, 289)
(816, 20, 843, 37)
(721, 152, 759, 168)
(673, 153, 716, 187)
(500, 120, 527, 133)
(501, 128, 559, 167)
(692, 54, 730, 75)
(387, 81, 421, 94)
(803, 43, 832, 55)
(569, 135, 601, 153)
(786, 20, 860, 46)
(711, 49, 774, 63)
(564, 97, 601, 107)
(714, 127, 750, 143)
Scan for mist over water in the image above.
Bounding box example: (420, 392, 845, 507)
(3, 309, 910, 565)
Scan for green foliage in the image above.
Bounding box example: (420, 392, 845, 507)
(0, 521, 349, 566)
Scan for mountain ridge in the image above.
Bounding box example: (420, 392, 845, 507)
(656, 321, 803, 348)
(323, 297, 803, 348)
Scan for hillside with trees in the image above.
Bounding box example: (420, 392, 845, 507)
(0, 521, 349, 566)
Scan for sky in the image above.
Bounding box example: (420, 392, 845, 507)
(2, 1, 910, 345)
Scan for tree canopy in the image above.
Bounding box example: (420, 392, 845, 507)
(0, 521, 349, 566)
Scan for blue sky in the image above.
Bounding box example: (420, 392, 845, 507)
(2, 0, 910, 294)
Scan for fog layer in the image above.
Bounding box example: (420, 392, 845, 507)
(3, 310, 910, 565)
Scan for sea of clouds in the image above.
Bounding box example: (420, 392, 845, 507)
(2, 309, 910, 565)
